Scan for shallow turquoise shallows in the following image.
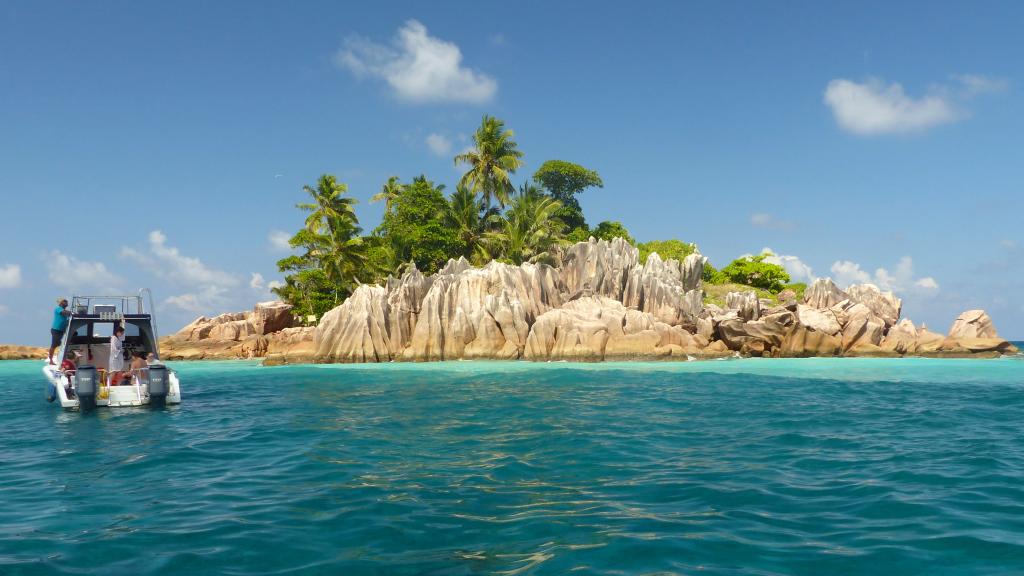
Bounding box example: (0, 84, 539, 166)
(3, 354, 1024, 575)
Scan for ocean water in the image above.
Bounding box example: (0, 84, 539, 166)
(2, 352, 1024, 575)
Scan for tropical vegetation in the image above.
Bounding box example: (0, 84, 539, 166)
(272, 115, 796, 321)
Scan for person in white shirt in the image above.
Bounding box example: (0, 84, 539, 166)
(109, 325, 127, 385)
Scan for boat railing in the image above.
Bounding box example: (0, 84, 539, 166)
(70, 294, 147, 317)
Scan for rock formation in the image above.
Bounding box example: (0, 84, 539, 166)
(160, 238, 1018, 364)
(0, 344, 47, 361)
(948, 310, 998, 339)
(160, 301, 300, 360)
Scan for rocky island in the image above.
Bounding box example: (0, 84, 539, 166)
(160, 237, 1018, 364)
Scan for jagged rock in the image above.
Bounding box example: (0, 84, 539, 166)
(0, 344, 46, 360)
(524, 296, 702, 361)
(175, 312, 250, 341)
(264, 327, 316, 365)
(562, 237, 637, 300)
(681, 289, 704, 325)
(948, 310, 998, 339)
(779, 325, 842, 357)
(726, 291, 760, 321)
(208, 319, 258, 341)
(402, 261, 562, 361)
(803, 278, 848, 310)
(913, 329, 947, 354)
(171, 300, 293, 346)
(716, 309, 796, 355)
(846, 284, 901, 328)
(251, 301, 295, 335)
(939, 337, 1017, 355)
(880, 319, 920, 354)
(238, 335, 269, 359)
(796, 305, 841, 335)
(172, 239, 1016, 364)
(384, 264, 432, 353)
(679, 252, 707, 292)
(696, 315, 715, 341)
(315, 285, 392, 363)
(622, 251, 706, 325)
(701, 340, 732, 357)
(840, 303, 885, 354)
(776, 289, 798, 304)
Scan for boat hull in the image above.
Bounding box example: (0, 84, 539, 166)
(43, 364, 181, 409)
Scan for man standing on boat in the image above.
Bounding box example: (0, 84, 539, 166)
(48, 298, 71, 365)
(108, 325, 127, 384)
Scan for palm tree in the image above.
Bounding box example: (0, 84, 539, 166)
(297, 174, 358, 236)
(370, 175, 404, 215)
(447, 185, 491, 264)
(294, 174, 366, 303)
(454, 115, 524, 209)
(484, 183, 566, 265)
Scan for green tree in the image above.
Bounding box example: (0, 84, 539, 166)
(446, 185, 492, 265)
(719, 252, 791, 292)
(370, 175, 404, 216)
(484, 184, 566, 265)
(273, 175, 367, 317)
(591, 220, 635, 245)
(703, 261, 726, 284)
(454, 115, 524, 209)
(533, 160, 604, 202)
(297, 174, 358, 236)
(565, 226, 593, 244)
(533, 160, 603, 232)
(637, 239, 697, 264)
(376, 176, 464, 275)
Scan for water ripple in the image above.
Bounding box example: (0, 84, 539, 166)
(1, 357, 1024, 574)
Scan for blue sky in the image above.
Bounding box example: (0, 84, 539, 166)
(1, 1, 1022, 343)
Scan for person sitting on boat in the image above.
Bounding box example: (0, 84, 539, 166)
(61, 349, 82, 397)
(129, 350, 149, 384)
(108, 325, 128, 385)
(48, 298, 71, 365)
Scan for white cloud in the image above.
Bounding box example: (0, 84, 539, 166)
(249, 272, 265, 291)
(750, 213, 795, 231)
(425, 133, 452, 156)
(267, 280, 284, 291)
(336, 20, 497, 104)
(760, 248, 816, 284)
(829, 256, 939, 296)
(165, 285, 230, 314)
(0, 264, 21, 289)
(120, 230, 239, 313)
(954, 74, 1008, 96)
(824, 78, 958, 135)
(46, 251, 121, 291)
(122, 230, 238, 287)
(268, 230, 292, 252)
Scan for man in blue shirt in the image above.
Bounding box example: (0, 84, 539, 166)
(49, 298, 71, 365)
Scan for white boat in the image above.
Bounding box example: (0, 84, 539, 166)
(43, 290, 181, 409)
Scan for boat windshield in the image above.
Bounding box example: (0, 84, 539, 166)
(62, 318, 157, 364)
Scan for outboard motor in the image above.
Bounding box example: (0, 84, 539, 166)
(148, 365, 169, 405)
(75, 365, 97, 410)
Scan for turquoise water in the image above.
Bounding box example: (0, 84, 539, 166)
(3, 353, 1024, 575)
